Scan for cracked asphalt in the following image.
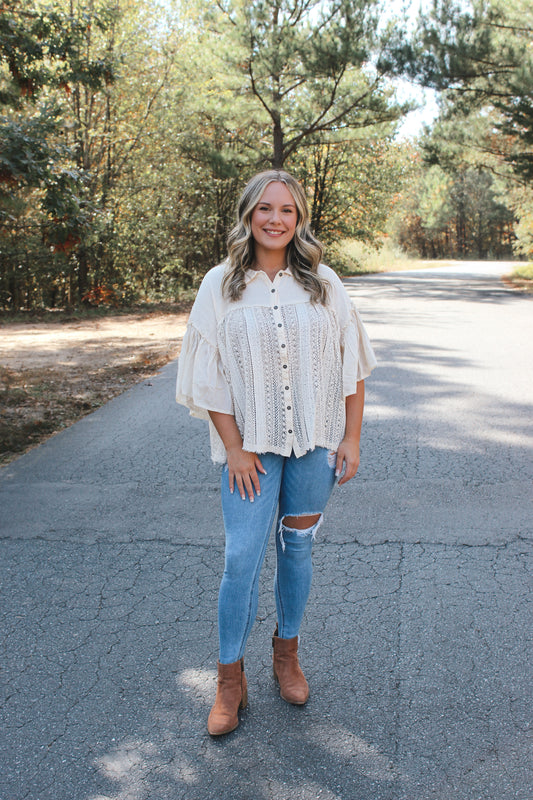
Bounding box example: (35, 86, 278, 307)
(1, 262, 532, 800)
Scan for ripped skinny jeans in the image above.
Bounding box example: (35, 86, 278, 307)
(218, 447, 336, 664)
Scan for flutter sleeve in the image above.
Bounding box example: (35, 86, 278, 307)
(341, 304, 378, 396)
(176, 269, 233, 419)
(323, 265, 377, 396)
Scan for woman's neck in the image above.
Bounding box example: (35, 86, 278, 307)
(253, 246, 288, 280)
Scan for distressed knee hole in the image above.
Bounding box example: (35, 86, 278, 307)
(278, 513, 324, 552)
(282, 513, 321, 530)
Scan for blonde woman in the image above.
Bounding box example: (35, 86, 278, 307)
(176, 170, 376, 735)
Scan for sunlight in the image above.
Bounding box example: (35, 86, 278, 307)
(177, 667, 217, 704)
(305, 721, 403, 782)
(93, 738, 158, 800)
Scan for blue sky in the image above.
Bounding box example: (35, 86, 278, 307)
(386, 0, 441, 138)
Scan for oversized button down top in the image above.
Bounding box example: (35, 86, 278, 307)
(176, 262, 377, 463)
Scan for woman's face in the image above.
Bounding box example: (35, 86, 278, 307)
(250, 181, 298, 260)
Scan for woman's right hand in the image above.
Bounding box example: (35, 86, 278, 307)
(226, 446, 266, 502)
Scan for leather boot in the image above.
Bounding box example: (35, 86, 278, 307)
(207, 658, 248, 736)
(272, 625, 309, 705)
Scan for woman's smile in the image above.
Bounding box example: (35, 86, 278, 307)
(251, 181, 298, 259)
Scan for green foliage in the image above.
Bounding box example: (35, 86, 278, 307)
(511, 186, 533, 260)
(212, 0, 409, 168)
(392, 0, 533, 180)
(286, 136, 414, 242)
(390, 153, 515, 260)
(0, 0, 114, 106)
(0, 0, 526, 311)
(0, 0, 116, 309)
(510, 263, 533, 280)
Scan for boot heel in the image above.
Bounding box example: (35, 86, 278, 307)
(240, 685, 248, 709)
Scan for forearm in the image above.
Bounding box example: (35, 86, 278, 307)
(335, 381, 365, 485)
(207, 410, 243, 453)
(343, 380, 365, 444)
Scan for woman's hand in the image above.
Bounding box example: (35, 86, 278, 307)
(336, 384, 365, 485)
(335, 439, 360, 486)
(226, 446, 266, 502)
(207, 411, 266, 501)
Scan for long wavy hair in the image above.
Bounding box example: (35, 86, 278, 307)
(223, 170, 328, 304)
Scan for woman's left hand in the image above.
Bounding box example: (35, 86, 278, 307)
(335, 439, 360, 486)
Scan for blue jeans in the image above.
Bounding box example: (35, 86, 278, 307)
(218, 447, 337, 663)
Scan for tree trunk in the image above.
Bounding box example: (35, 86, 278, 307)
(272, 111, 284, 169)
(77, 249, 89, 300)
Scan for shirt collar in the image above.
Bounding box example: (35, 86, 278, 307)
(244, 266, 292, 284)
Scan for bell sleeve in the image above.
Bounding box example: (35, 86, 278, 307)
(176, 268, 234, 419)
(324, 264, 377, 396)
(176, 323, 233, 419)
(341, 305, 378, 396)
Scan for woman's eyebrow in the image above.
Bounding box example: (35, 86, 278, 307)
(258, 202, 296, 208)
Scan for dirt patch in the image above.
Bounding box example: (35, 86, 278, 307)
(502, 274, 533, 294)
(0, 309, 190, 466)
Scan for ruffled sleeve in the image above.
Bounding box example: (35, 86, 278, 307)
(320, 264, 377, 396)
(341, 305, 378, 396)
(176, 265, 234, 419)
(176, 322, 233, 419)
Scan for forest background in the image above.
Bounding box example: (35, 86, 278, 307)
(1, 0, 532, 311)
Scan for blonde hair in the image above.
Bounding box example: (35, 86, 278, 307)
(223, 170, 328, 303)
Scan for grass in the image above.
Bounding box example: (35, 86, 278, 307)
(510, 263, 533, 279)
(328, 240, 533, 292)
(504, 263, 533, 293)
(0, 296, 195, 324)
(327, 238, 455, 275)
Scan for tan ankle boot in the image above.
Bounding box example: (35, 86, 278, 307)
(207, 658, 248, 736)
(272, 626, 309, 705)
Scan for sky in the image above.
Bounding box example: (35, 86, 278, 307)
(395, 83, 440, 139)
(385, 0, 441, 139)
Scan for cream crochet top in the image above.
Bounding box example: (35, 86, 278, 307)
(176, 262, 377, 463)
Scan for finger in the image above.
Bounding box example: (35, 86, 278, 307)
(338, 460, 359, 485)
(235, 475, 246, 501)
(335, 451, 345, 478)
(243, 474, 255, 503)
(229, 469, 235, 495)
(338, 469, 353, 486)
(251, 468, 261, 497)
(255, 456, 267, 475)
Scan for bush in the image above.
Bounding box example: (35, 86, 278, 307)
(510, 263, 533, 281)
(327, 238, 410, 275)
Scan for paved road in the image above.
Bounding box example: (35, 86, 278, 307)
(1, 262, 532, 800)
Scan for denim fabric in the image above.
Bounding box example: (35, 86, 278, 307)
(218, 447, 336, 663)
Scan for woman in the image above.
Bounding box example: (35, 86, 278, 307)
(176, 170, 376, 736)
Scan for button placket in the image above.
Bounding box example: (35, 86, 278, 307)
(270, 276, 294, 443)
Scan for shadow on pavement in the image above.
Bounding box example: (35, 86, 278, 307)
(1, 271, 532, 800)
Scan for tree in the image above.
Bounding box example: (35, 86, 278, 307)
(213, 0, 409, 168)
(390, 155, 515, 260)
(288, 134, 414, 242)
(390, 0, 533, 180)
(0, 0, 419, 310)
(0, 0, 114, 308)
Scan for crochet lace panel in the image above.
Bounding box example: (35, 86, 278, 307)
(217, 302, 345, 458)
